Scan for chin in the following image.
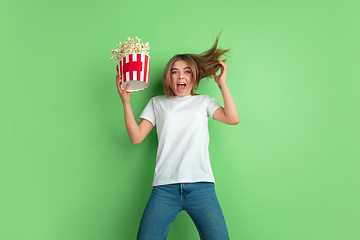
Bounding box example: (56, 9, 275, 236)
(171, 87, 192, 97)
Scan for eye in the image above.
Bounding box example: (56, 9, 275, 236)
(172, 71, 178, 74)
(185, 70, 191, 73)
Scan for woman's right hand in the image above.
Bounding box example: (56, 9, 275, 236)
(116, 73, 132, 104)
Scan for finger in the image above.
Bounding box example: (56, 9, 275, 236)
(116, 78, 121, 88)
(116, 77, 122, 87)
(213, 74, 219, 81)
(219, 60, 227, 71)
(217, 65, 224, 74)
(120, 82, 126, 90)
(124, 84, 131, 92)
(218, 59, 226, 66)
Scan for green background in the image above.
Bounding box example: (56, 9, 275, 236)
(1, 0, 359, 239)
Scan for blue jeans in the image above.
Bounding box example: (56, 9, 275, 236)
(137, 182, 230, 240)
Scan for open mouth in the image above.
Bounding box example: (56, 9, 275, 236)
(177, 82, 186, 92)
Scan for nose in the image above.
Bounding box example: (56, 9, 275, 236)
(178, 72, 184, 79)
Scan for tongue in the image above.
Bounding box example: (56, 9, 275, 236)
(177, 84, 186, 92)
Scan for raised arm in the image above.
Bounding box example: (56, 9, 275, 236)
(116, 74, 153, 144)
(212, 60, 240, 125)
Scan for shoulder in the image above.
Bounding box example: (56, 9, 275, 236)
(151, 95, 168, 102)
(193, 95, 221, 109)
(147, 95, 168, 106)
(192, 94, 210, 99)
(192, 95, 216, 102)
(152, 95, 167, 100)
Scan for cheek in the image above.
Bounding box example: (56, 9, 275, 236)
(188, 75, 194, 85)
(170, 76, 176, 88)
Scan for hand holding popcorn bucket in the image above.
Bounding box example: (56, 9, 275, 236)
(111, 37, 150, 92)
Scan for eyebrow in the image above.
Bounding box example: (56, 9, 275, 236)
(171, 67, 191, 71)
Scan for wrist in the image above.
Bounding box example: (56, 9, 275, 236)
(122, 99, 130, 106)
(217, 81, 227, 90)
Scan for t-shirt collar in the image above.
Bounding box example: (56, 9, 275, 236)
(169, 95, 193, 101)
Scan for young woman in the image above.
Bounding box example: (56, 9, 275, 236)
(116, 34, 239, 240)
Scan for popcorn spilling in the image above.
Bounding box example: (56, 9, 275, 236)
(110, 36, 150, 61)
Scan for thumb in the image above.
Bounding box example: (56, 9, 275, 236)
(213, 74, 218, 81)
(124, 83, 130, 91)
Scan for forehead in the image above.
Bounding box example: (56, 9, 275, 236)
(172, 59, 191, 69)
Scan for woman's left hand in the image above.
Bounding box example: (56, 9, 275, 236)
(212, 60, 227, 85)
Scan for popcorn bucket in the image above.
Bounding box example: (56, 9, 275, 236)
(117, 53, 151, 92)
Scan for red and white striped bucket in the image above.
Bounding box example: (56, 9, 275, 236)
(117, 53, 151, 92)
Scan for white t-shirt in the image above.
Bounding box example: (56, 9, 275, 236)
(138, 95, 221, 186)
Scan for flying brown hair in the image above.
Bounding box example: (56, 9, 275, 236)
(163, 33, 230, 97)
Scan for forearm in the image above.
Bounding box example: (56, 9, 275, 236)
(122, 101, 143, 144)
(218, 82, 240, 124)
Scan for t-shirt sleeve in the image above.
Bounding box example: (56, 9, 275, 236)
(138, 98, 156, 126)
(207, 96, 222, 119)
